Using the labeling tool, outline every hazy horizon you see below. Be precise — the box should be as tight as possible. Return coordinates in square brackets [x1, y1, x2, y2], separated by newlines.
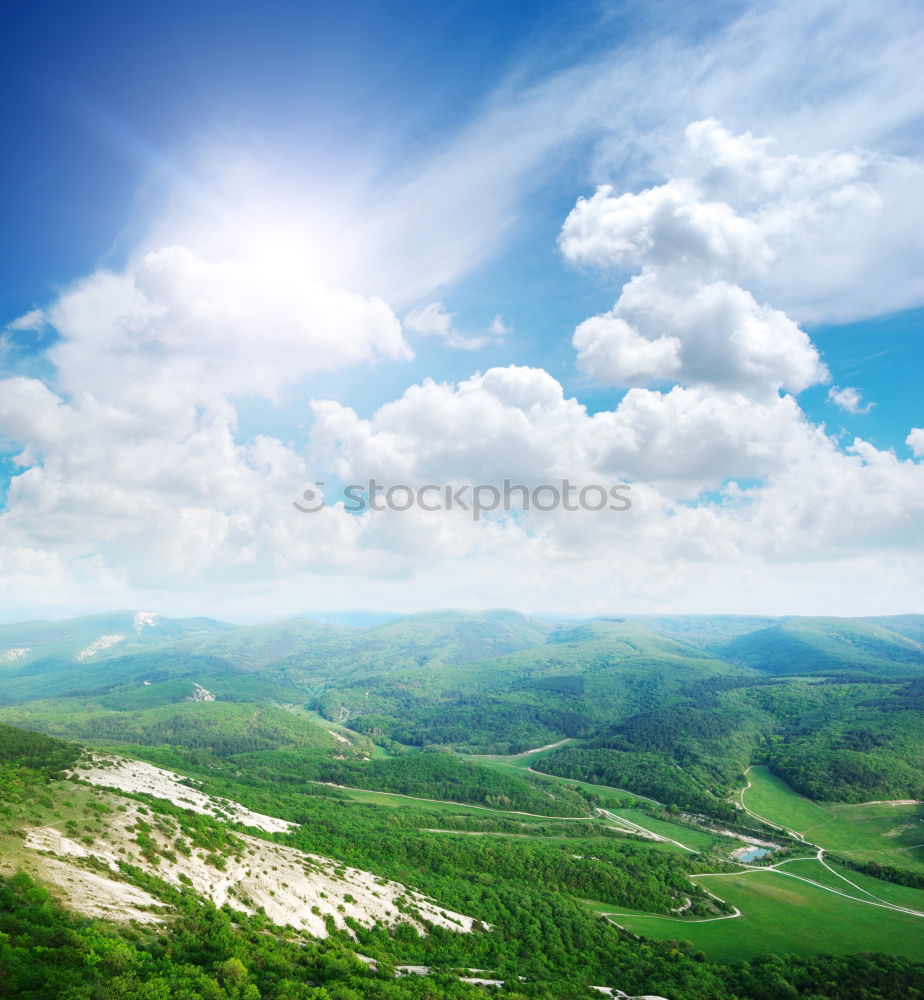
[3, 605, 922, 629]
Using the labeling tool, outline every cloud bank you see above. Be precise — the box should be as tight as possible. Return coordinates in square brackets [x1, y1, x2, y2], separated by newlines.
[3, 0, 924, 618]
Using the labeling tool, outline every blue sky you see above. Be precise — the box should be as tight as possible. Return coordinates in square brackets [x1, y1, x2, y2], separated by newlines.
[1, 0, 923, 621]
[1, 1, 606, 309]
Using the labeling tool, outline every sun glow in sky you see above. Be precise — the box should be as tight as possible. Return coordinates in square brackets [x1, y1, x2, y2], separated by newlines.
[2, 0, 924, 622]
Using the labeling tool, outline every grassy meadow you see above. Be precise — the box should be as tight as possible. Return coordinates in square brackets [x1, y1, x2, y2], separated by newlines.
[744, 765, 924, 871]
[603, 865, 924, 962]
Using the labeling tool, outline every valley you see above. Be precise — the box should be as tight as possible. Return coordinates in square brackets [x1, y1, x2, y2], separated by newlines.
[1, 609, 923, 999]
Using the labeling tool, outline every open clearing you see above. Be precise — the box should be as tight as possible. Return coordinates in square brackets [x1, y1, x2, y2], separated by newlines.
[742, 765, 924, 871]
[612, 809, 721, 853]
[469, 739, 577, 768]
[603, 866, 924, 963]
[776, 857, 924, 911]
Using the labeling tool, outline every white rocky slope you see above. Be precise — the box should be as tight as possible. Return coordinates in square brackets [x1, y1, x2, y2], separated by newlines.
[133, 611, 159, 631]
[25, 853, 167, 924]
[29, 754, 481, 938]
[186, 682, 216, 702]
[74, 633, 126, 660]
[72, 754, 295, 833]
[25, 802, 477, 938]
[0, 647, 29, 662]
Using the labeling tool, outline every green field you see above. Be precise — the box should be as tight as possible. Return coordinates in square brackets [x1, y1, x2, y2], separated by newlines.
[615, 808, 722, 853]
[741, 765, 834, 834]
[775, 857, 924, 911]
[471, 746, 778, 859]
[469, 740, 580, 769]
[743, 765, 924, 871]
[310, 779, 597, 821]
[469, 749, 732, 853]
[604, 866, 924, 962]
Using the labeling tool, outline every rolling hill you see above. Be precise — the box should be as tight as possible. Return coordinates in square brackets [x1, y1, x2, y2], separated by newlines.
[3, 609, 924, 808]
[0, 610, 234, 669]
[720, 616, 924, 676]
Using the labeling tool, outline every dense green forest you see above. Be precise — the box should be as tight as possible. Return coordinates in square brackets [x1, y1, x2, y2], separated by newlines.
[228, 747, 594, 816]
[755, 680, 924, 801]
[531, 677, 924, 809]
[3, 870, 923, 1000]
[2, 724, 924, 999]
[533, 748, 741, 818]
[0, 721, 81, 775]
[3, 611, 924, 809]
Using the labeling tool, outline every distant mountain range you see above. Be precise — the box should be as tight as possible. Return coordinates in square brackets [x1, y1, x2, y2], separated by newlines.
[2, 608, 923, 809]
[0, 610, 233, 670]
[2, 609, 923, 710]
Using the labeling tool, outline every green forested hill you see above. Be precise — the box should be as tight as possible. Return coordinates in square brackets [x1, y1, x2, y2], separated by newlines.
[0, 721, 80, 774]
[753, 679, 924, 801]
[625, 614, 782, 648]
[2, 610, 924, 811]
[0, 610, 234, 669]
[720, 616, 924, 676]
[861, 614, 924, 645]
[535, 677, 924, 808]
[0, 700, 361, 757]
[313, 620, 741, 754]
[0, 609, 553, 705]
[533, 692, 773, 817]
[545, 619, 717, 657]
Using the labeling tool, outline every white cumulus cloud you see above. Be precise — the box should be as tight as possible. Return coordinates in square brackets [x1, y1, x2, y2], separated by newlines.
[567, 118, 924, 324]
[572, 272, 826, 395]
[48, 245, 411, 403]
[310, 365, 825, 497]
[5, 309, 46, 332]
[560, 120, 922, 397]
[828, 386, 874, 414]
[404, 302, 509, 350]
[0, 244, 415, 599]
[907, 428, 924, 457]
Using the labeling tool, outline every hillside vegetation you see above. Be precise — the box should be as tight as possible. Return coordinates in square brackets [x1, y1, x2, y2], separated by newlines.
[720, 617, 924, 676]
[2, 610, 924, 813]
[1, 718, 923, 999]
